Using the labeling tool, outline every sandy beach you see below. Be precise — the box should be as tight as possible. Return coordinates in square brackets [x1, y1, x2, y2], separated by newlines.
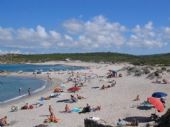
[0, 61, 170, 127]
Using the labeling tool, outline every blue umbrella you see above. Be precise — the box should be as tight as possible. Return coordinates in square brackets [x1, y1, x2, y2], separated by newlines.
[152, 92, 167, 98]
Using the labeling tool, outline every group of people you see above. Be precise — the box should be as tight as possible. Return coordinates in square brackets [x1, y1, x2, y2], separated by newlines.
[18, 87, 31, 96]
[2, 70, 104, 126]
[101, 83, 116, 90]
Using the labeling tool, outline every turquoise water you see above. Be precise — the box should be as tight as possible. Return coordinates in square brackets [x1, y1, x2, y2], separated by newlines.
[0, 64, 84, 72]
[0, 64, 84, 103]
[0, 76, 46, 103]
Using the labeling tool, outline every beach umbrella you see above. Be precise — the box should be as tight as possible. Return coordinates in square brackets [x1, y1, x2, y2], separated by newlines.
[152, 92, 167, 98]
[147, 97, 164, 112]
[67, 86, 80, 92]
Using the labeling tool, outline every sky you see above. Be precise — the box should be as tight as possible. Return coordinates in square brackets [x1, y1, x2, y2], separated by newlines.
[0, 0, 170, 55]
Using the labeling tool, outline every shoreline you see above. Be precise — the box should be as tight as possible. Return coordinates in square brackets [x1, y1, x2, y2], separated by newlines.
[0, 62, 88, 107]
[0, 79, 49, 107]
[0, 61, 169, 127]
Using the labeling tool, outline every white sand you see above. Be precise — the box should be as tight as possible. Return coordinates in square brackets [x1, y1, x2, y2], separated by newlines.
[0, 61, 170, 127]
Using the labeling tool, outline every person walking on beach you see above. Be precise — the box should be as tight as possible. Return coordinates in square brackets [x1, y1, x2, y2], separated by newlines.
[28, 88, 31, 96]
[19, 88, 22, 95]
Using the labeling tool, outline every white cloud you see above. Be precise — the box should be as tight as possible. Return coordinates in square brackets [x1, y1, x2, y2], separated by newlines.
[63, 15, 126, 49]
[0, 16, 169, 54]
[64, 34, 73, 41]
[127, 22, 167, 48]
[144, 21, 153, 30]
[0, 27, 13, 41]
[63, 19, 84, 33]
[36, 25, 48, 38]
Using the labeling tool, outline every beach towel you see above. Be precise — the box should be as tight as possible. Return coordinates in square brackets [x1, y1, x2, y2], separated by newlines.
[71, 108, 82, 112]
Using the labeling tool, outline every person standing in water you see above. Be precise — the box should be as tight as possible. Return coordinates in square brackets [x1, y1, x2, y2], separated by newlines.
[28, 88, 31, 96]
[19, 88, 22, 95]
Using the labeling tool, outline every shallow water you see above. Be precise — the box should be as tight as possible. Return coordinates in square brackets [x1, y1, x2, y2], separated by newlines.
[0, 76, 45, 103]
[0, 64, 84, 72]
[0, 64, 84, 103]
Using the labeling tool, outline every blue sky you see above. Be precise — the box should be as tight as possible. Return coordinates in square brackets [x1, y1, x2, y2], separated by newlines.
[0, 0, 170, 55]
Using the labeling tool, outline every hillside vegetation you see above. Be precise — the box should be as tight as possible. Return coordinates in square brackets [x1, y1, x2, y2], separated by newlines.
[0, 52, 170, 66]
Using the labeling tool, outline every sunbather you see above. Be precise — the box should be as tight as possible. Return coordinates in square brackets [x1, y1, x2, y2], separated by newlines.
[70, 95, 77, 102]
[92, 106, 101, 112]
[21, 103, 34, 110]
[53, 87, 63, 93]
[77, 94, 86, 99]
[0, 116, 9, 126]
[44, 112, 60, 123]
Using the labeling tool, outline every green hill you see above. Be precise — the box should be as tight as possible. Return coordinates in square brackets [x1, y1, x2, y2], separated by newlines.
[0, 52, 170, 66]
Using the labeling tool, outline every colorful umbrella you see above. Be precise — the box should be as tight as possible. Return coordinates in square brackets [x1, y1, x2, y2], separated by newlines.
[152, 92, 167, 98]
[147, 97, 164, 112]
[67, 86, 80, 92]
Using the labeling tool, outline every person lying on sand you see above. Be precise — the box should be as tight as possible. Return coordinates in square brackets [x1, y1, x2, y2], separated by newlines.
[21, 103, 34, 110]
[152, 78, 162, 84]
[101, 84, 114, 90]
[70, 95, 78, 103]
[133, 95, 140, 101]
[91, 106, 101, 112]
[44, 112, 60, 123]
[53, 87, 63, 93]
[0, 116, 9, 126]
[77, 94, 86, 99]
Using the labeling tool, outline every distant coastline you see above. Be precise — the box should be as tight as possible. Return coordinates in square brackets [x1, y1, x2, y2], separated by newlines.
[0, 52, 170, 66]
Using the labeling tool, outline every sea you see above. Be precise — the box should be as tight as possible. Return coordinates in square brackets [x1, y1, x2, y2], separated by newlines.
[0, 64, 84, 103]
